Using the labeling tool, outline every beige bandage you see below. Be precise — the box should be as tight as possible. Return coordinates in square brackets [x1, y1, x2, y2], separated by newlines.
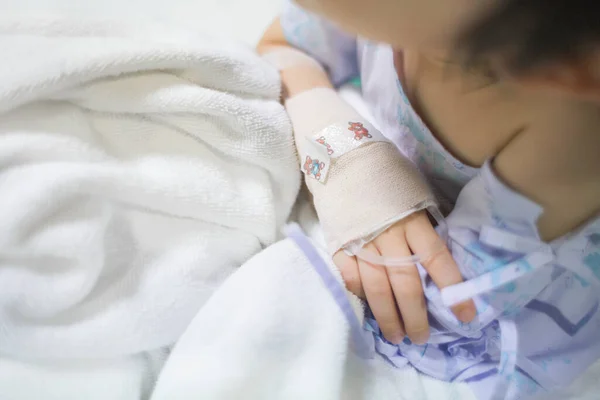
[262, 46, 326, 73]
[286, 88, 435, 254]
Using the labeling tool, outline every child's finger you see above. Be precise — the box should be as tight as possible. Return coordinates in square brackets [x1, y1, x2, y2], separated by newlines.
[333, 251, 364, 298]
[406, 215, 477, 323]
[357, 242, 405, 344]
[374, 232, 429, 345]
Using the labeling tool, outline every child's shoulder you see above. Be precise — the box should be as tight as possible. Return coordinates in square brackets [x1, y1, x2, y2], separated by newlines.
[494, 95, 600, 240]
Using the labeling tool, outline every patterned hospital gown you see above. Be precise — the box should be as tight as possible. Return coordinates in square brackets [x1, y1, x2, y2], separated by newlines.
[281, 2, 600, 399]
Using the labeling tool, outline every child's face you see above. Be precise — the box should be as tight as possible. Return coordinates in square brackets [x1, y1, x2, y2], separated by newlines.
[295, 0, 487, 49]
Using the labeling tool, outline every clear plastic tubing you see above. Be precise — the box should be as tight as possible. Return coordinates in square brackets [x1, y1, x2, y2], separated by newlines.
[348, 206, 448, 267]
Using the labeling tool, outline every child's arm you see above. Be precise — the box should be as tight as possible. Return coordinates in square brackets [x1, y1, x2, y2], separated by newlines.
[257, 19, 333, 97]
[257, 13, 476, 345]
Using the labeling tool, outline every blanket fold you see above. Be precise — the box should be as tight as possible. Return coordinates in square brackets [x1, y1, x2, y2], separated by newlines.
[0, 16, 300, 361]
[150, 232, 477, 400]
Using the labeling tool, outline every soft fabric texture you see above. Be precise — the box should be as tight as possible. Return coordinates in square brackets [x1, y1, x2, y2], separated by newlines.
[0, 350, 169, 400]
[0, 11, 300, 391]
[150, 200, 477, 400]
[285, 87, 434, 254]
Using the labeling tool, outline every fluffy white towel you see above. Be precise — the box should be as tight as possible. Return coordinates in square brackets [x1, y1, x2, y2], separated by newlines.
[0, 16, 300, 360]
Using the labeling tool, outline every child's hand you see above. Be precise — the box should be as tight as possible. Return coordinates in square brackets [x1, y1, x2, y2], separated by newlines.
[334, 210, 476, 345]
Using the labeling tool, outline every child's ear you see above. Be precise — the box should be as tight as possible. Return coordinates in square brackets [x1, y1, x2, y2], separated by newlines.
[516, 54, 600, 101]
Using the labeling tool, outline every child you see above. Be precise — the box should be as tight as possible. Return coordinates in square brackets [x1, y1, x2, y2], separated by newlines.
[258, 0, 600, 398]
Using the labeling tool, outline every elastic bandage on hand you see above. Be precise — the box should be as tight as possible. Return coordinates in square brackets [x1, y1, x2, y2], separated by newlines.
[285, 88, 436, 255]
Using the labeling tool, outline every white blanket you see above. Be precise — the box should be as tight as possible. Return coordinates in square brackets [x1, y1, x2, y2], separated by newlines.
[0, 14, 299, 398]
[150, 201, 476, 400]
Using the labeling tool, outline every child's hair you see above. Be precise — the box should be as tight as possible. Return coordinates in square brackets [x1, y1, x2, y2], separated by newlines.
[458, 0, 599, 75]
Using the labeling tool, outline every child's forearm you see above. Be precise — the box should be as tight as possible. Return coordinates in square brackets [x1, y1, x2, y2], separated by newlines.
[257, 18, 333, 98]
[280, 66, 333, 98]
[258, 19, 434, 254]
